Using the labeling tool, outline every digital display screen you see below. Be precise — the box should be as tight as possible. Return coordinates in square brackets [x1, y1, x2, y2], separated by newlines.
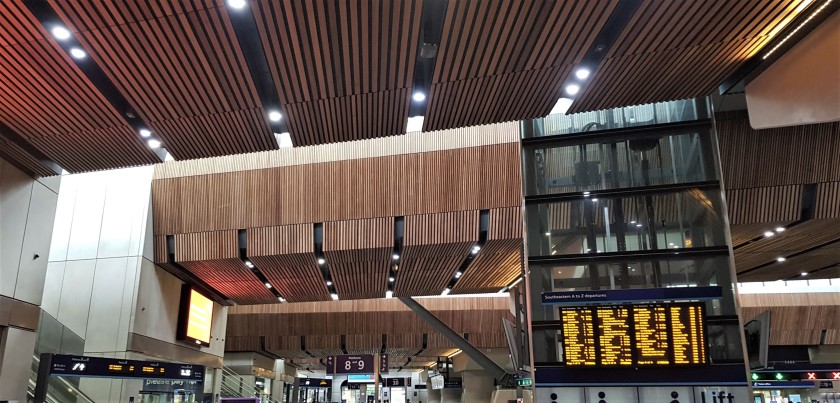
[560, 303, 707, 366]
[50, 354, 204, 381]
[177, 285, 213, 346]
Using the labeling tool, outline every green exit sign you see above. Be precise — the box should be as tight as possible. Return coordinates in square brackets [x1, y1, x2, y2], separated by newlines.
[517, 378, 533, 386]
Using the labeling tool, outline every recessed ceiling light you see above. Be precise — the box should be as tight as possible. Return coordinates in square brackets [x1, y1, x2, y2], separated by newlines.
[326, 280, 332, 286]
[278, 297, 285, 302]
[275, 132, 293, 148]
[630, 220, 636, 224]
[385, 290, 393, 299]
[441, 288, 451, 296]
[764, 231, 775, 237]
[51, 26, 71, 40]
[139, 129, 152, 138]
[583, 191, 590, 195]
[776, 227, 785, 232]
[147, 139, 161, 149]
[549, 97, 573, 115]
[635, 223, 643, 227]
[801, 272, 808, 276]
[245, 260, 254, 268]
[317, 258, 325, 265]
[565, 84, 580, 95]
[454, 271, 462, 278]
[268, 111, 282, 122]
[575, 68, 591, 80]
[392, 253, 400, 260]
[777, 257, 786, 262]
[69, 48, 86, 59]
[264, 282, 272, 289]
[330, 293, 339, 301]
[412, 92, 426, 102]
[545, 232, 551, 236]
[592, 198, 598, 202]
[227, 0, 247, 9]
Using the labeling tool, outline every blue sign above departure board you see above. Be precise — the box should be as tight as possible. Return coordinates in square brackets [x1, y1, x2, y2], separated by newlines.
[542, 286, 722, 305]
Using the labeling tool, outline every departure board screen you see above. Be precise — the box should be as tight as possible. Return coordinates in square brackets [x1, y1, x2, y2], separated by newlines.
[560, 303, 707, 367]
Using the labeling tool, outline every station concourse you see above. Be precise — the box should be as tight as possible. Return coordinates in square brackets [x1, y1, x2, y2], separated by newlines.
[1, 1, 839, 402]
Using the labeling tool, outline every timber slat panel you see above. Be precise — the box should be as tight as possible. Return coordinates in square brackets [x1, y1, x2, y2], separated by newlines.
[454, 207, 522, 294]
[50, 0, 276, 160]
[424, 0, 617, 131]
[248, 225, 330, 302]
[0, 1, 158, 173]
[569, 0, 810, 113]
[251, 0, 422, 145]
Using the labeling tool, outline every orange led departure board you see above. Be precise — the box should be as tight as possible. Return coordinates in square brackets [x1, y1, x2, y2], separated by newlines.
[560, 303, 707, 366]
[177, 285, 213, 346]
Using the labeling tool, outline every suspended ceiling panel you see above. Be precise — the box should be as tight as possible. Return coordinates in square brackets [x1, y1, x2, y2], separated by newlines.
[250, 0, 423, 145]
[453, 207, 522, 294]
[423, 0, 618, 131]
[49, 0, 277, 159]
[569, 0, 811, 113]
[324, 217, 393, 300]
[0, 1, 158, 173]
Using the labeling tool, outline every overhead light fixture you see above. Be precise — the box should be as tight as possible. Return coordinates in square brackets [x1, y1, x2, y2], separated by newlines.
[575, 68, 591, 80]
[264, 282, 272, 289]
[801, 272, 808, 276]
[275, 132, 293, 148]
[147, 139, 161, 149]
[330, 293, 339, 301]
[69, 48, 86, 59]
[139, 129, 152, 138]
[268, 111, 283, 122]
[441, 288, 451, 296]
[776, 227, 785, 232]
[317, 258, 325, 265]
[592, 198, 599, 202]
[227, 0, 247, 9]
[326, 280, 332, 286]
[389, 276, 395, 282]
[385, 290, 393, 299]
[454, 271, 462, 279]
[549, 97, 573, 115]
[565, 84, 580, 95]
[630, 220, 636, 224]
[545, 232, 551, 236]
[406, 116, 424, 132]
[51, 26, 71, 40]
[635, 223, 643, 227]
[412, 92, 426, 102]
[245, 260, 254, 268]
[763, 0, 831, 60]
[471, 246, 480, 255]
[583, 191, 590, 196]
[392, 253, 400, 260]
[278, 297, 285, 302]
[764, 231, 775, 237]
[777, 257, 786, 262]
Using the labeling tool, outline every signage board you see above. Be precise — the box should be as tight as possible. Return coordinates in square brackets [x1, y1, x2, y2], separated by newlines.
[49, 354, 204, 381]
[819, 381, 834, 388]
[386, 378, 407, 387]
[443, 378, 462, 389]
[380, 354, 389, 373]
[334, 355, 374, 374]
[542, 286, 722, 305]
[414, 384, 427, 390]
[176, 285, 213, 347]
[348, 374, 376, 383]
[299, 378, 332, 388]
[752, 381, 816, 389]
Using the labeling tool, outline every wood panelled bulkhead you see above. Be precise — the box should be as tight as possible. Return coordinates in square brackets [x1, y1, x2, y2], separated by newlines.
[741, 293, 840, 345]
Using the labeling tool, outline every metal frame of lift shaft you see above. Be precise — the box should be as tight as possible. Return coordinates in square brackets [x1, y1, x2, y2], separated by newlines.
[398, 296, 516, 388]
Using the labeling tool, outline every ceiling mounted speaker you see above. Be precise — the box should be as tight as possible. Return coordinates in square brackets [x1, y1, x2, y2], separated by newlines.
[419, 43, 438, 59]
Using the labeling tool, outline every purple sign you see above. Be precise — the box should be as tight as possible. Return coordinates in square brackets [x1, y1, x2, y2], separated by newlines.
[335, 355, 374, 374]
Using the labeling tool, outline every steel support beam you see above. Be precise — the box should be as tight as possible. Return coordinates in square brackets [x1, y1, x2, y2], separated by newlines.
[398, 297, 515, 387]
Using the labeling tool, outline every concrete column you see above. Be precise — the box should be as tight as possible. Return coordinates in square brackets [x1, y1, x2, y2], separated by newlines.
[461, 371, 494, 403]
[427, 388, 441, 403]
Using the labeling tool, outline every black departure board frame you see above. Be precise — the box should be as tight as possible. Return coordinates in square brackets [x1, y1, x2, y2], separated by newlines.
[559, 302, 707, 367]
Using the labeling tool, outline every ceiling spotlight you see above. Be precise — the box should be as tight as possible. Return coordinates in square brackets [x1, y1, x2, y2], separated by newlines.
[441, 288, 451, 296]
[575, 68, 591, 80]
[777, 257, 786, 262]
[583, 191, 590, 196]
[264, 282, 272, 289]
[776, 227, 785, 232]
[69, 48, 87, 59]
[630, 220, 636, 224]
[227, 0, 247, 9]
[385, 290, 393, 299]
[317, 258, 325, 265]
[565, 84, 580, 95]
[764, 231, 775, 237]
[801, 272, 808, 276]
[389, 277, 395, 282]
[455, 271, 462, 279]
[326, 280, 332, 286]
[392, 253, 400, 260]
[245, 260, 254, 268]
[412, 92, 426, 102]
[330, 293, 339, 301]
[592, 198, 599, 202]
[139, 129, 152, 138]
[545, 232, 551, 236]
[635, 223, 643, 227]
[51, 26, 71, 40]
[268, 111, 283, 122]
[147, 139, 161, 149]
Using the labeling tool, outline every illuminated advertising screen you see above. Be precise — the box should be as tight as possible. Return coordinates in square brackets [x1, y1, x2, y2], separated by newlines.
[560, 302, 706, 367]
[177, 285, 213, 346]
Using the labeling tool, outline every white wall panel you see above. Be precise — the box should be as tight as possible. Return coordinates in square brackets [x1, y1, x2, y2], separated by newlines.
[0, 160, 32, 297]
[41, 261, 66, 318]
[14, 181, 59, 304]
[0, 327, 38, 402]
[585, 387, 637, 403]
[638, 386, 692, 403]
[117, 256, 141, 351]
[57, 259, 96, 337]
[97, 185, 139, 258]
[48, 188, 77, 262]
[537, 388, 585, 402]
[132, 260, 181, 343]
[65, 187, 106, 260]
[85, 257, 130, 353]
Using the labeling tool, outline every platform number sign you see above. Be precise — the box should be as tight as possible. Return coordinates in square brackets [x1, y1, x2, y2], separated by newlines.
[333, 355, 374, 374]
[380, 354, 389, 373]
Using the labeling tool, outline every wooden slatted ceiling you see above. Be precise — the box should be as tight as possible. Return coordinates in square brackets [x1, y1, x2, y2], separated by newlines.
[248, 225, 331, 302]
[152, 143, 521, 235]
[173, 230, 278, 304]
[0, 1, 158, 173]
[570, 0, 812, 113]
[395, 211, 478, 296]
[251, 0, 422, 146]
[325, 218, 392, 300]
[454, 207, 522, 294]
[49, 0, 276, 160]
[423, 0, 618, 131]
[0, 137, 56, 177]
